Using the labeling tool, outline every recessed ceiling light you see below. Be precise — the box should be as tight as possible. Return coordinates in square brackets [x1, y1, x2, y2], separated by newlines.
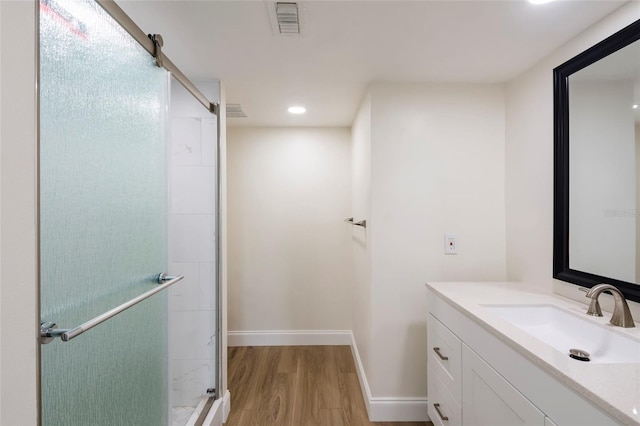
[288, 106, 306, 114]
[528, 0, 554, 4]
[634, 104, 639, 109]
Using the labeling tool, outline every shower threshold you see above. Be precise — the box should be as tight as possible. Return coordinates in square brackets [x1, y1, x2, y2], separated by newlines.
[173, 396, 215, 426]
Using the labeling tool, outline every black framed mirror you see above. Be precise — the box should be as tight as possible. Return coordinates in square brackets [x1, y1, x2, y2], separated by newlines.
[554, 18, 640, 304]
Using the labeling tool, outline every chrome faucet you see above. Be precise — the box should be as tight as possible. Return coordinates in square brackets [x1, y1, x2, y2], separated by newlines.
[584, 284, 635, 328]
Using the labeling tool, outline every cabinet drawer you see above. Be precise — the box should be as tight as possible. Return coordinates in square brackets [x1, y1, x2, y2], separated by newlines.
[428, 313, 462, 402]
[428, 371, 462, 426]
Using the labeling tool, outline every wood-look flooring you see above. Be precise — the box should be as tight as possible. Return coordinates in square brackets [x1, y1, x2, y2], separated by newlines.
[225, 345, 432, 426]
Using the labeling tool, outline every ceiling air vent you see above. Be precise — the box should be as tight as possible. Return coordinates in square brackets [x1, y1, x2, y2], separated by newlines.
[275, 2, 299, 34]
[267, 2, 305, 36]
[226, 104, 247, 118]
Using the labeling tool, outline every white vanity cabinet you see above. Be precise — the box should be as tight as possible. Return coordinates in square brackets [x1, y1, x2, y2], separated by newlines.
[427, 287, 623, 426]
[428, 313, 545, 426]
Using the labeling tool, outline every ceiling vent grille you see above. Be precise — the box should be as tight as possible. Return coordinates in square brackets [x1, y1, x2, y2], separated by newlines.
[275, 2, 299, 34]
[226, 104, 247, 118]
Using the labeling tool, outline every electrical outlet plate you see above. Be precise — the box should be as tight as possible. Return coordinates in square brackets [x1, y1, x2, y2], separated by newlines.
[445, 234, 457, 254]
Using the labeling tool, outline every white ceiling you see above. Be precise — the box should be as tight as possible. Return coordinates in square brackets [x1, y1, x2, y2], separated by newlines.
[118, 0, 627, 128]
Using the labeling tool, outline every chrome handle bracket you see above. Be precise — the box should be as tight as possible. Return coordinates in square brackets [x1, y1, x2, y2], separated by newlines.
[40, 321, 57, 344]
[40, 322, 70, 344]
[157, 272, 178, 283]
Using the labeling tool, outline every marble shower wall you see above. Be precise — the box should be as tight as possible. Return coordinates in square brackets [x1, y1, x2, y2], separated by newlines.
[168, 81, 219, 408]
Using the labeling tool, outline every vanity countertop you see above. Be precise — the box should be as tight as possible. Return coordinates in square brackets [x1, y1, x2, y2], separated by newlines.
[426, 281, 640, 425]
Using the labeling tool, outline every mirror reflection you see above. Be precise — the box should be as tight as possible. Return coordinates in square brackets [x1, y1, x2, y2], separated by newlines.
[568, 40, 640, 284]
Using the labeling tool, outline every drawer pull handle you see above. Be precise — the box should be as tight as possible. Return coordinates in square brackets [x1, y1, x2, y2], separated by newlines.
[434, 403, 449, 421]
[433, 347, 449, 360]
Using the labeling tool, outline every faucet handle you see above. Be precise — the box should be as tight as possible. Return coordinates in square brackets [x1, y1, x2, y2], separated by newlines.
[580, 287, 603, 317]
[586, 299, 603, 317]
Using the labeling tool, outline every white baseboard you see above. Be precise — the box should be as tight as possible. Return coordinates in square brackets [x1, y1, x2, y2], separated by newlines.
[228, 330, 352, 346]
[368, 397, 430, 422]
[349, 332, 429, 422]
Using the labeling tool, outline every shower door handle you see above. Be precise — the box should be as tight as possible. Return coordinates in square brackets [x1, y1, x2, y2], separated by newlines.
[40, 273, 184, 344]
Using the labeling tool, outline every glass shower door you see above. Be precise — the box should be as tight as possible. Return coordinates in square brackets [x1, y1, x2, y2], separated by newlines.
[39, 0, 171, 424]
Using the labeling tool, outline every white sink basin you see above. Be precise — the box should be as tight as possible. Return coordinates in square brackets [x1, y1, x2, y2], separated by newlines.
[482, 304, 640, 364]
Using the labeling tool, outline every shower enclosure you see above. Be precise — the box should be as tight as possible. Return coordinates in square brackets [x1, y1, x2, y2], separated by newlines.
[37, 0, 220, 424]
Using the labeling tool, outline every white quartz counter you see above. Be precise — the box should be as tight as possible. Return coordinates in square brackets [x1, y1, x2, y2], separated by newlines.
[426, 281, 640, 425]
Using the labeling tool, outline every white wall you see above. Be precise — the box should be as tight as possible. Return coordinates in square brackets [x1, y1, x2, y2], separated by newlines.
[371, 83, 507, 397]
[351, 93, 373, 384]
[350, 83, 507, 403]
[227, 127, 352, 332]
[505, 1, 640, 317]
[0, 1, 39, 424]
[569, 81, 635, 282]
[169, 81, 220, 408]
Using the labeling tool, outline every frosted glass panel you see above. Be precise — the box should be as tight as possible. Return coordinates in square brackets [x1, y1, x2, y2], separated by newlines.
[39, 0, 169, 425]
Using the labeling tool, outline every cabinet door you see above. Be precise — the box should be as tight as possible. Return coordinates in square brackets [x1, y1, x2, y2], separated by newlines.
[462, 345, 545, 426]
